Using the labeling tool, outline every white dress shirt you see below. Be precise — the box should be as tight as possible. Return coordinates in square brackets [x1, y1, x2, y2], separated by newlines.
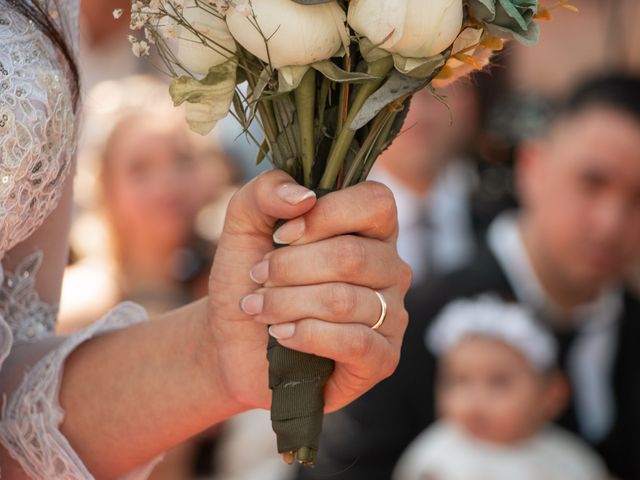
[369, 163, 476, 283]
[487, 212, 623, 443]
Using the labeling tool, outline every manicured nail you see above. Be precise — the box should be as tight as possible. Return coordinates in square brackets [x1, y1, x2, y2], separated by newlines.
[240, 294, 264, 315]
[249, 260, 269, 284]
[269, 323, 296, 339]
[273, 217, 306, 245]
[277, 183, 316, 205]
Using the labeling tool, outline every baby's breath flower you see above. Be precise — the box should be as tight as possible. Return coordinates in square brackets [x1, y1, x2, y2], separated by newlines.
[144, 27, 156, 44]
[113, 8, 123, 19]
[131, 39, 151, 57]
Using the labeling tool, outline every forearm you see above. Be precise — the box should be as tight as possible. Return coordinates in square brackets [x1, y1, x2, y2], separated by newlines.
[58, 298, 243, 478]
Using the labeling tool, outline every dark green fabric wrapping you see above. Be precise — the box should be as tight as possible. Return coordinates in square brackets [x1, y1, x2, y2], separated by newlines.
[268, 335, 335, 463]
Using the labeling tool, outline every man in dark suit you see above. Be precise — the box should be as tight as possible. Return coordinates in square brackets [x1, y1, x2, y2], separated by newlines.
[297, 75, 640, 480]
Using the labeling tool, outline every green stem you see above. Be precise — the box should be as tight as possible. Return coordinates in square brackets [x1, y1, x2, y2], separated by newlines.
[358, 110, 398, 184]
[294, 69, 316, 188]
[319, 56, 394, 190]
[336, 55, 352, 133]
[342, 108, 394, 187]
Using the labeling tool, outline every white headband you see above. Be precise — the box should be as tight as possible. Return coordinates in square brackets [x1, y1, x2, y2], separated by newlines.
[427, 295, 557, 371]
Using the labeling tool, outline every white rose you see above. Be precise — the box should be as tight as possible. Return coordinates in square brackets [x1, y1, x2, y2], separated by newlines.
[348, 0, 463, 59]
[177, 2, 237, 76]
[225, 0, 349, 68]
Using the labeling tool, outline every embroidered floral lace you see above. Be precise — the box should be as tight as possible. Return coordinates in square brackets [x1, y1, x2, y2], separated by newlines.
[0, 2, 161, 478]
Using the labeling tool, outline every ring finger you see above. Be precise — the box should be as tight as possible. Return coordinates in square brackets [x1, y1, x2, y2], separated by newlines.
[240, 283, 400, 338]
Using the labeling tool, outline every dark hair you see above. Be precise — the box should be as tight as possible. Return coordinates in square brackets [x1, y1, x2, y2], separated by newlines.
[5, 0, 80, 107]
[560, 74, 640, 124]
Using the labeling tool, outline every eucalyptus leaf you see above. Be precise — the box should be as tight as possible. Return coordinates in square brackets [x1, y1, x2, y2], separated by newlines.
[350, 71, 425, 130]
[169, 59, 237, 135]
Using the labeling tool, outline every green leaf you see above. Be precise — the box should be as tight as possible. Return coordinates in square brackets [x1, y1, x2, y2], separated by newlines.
[486, 21, 539, 45]
[466, 0, 539, 46]
[248, 67, 274, 123]
[255, 139, 270, 166]
[311, 60, 380, 84]
[469, 0, 496, 19]
[232, 90, 248, 129]
[169, 59, 237, 135]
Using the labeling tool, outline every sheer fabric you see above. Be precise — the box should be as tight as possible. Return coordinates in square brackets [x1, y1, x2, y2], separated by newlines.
[0, 2, 162, 478]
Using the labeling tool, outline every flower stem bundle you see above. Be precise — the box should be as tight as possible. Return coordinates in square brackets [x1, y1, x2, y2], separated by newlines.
[125, 0, 557, 466]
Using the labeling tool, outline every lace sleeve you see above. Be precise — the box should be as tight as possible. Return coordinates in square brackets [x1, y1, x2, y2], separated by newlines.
[0, 177, 164, 479]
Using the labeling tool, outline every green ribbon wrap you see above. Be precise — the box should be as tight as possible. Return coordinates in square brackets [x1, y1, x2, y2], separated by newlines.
[268, 336, 335, 465]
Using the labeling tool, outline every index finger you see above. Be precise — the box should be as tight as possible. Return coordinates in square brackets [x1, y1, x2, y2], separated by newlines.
[272, 181, 398, 246]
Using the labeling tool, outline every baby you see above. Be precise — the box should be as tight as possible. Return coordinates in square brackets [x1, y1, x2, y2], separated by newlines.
[393, 295, 609, 480]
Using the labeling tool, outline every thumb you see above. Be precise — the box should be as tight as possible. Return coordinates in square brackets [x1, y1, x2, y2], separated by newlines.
[209, 170, 316, 322]
[223, 170, 317, 238]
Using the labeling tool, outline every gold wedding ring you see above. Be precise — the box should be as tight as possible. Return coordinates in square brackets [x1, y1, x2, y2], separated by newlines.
[371, 291, 387, 331]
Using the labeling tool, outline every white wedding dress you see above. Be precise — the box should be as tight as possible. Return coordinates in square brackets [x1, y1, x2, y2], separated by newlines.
[0, 1, 162, 478]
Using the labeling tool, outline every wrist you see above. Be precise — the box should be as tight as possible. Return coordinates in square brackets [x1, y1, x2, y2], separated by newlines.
[191, 297, 247, 423]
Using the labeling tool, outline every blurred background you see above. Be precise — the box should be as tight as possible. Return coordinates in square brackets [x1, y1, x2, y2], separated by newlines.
[59, 1, 640, 478]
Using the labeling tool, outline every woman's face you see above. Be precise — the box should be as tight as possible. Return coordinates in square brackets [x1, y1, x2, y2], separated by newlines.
[103, 116, 204, 249]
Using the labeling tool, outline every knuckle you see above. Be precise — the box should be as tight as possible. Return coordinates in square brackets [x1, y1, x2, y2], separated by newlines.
[325, 284, 358, 321]
[381, 351, 401, 379]
[347, 329, 375, 359]
[398, 308, 410, 333]
[298, 320, 317, 347]
[267, 251, 289, 284]
[366, 182, 397, 224]
[398, 261, 413, 292]
[334, 237, 367, 278]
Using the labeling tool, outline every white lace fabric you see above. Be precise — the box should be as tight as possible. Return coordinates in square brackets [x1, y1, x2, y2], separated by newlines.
[0, 2, 162, 478]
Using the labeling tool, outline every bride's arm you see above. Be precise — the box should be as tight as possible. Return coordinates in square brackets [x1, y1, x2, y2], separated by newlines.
[2, 171, 410, 479]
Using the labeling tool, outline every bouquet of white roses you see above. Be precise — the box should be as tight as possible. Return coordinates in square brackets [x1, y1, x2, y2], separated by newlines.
[124, 0, 572, 466]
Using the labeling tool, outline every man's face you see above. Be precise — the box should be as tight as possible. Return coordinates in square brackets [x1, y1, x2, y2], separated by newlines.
[522, 106, 640, 291]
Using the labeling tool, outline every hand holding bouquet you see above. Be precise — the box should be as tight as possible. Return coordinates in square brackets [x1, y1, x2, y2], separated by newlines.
[124, 0, 571, 466]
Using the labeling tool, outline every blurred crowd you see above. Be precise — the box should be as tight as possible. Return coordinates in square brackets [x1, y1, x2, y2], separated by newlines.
[61, 1, 640, 479]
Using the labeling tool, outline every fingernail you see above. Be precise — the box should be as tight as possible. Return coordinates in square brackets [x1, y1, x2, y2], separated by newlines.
[249, 260, 269, 284]
[277, 183, 316, 206]
[269, 323, 296, 339]
[273, 217, 306, 245]
[240, 294, 264, 315]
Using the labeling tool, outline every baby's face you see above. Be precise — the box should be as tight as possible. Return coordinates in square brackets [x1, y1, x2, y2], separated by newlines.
[437, 337, 551, 445]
